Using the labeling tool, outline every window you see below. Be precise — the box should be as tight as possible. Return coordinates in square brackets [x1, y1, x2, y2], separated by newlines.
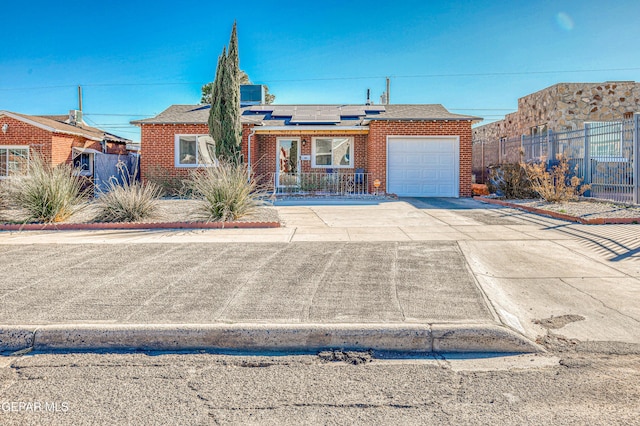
[312, 137, 353, 168]
[175, 135, 216, 167]
[530, 124, 547, 136]
[73, 153, 93, 176]
[586, 122, 624, 160]
[499, 136, 507, 157]
[0, 146, 29, 178]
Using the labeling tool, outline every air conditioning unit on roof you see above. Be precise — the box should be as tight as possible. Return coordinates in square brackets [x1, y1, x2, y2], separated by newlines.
[240, 85, 265, 107]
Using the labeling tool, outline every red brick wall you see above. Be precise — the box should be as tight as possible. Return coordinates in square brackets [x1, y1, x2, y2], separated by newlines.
[0, 115, 131, 175]
[367, 120, 473, 197]
[51, 134, 79, 166]
[140, 123, 209, 181]
[0, 115, 53, 162]
[141, 120, 472, 197]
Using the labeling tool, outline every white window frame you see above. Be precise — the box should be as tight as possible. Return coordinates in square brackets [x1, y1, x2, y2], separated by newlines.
[311, 137, 354, 168]
[0, 145, 29, 179]
[72, 152, 94, 176]
[174, 134, 217, 168]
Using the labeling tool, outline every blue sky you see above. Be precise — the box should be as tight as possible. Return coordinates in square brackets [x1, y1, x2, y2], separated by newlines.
[1, 0, 639, 141]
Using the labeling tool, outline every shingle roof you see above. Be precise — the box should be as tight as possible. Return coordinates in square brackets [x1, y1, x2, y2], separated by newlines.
[372, 104, 481, 121]
[1, 111, 131, 143]
[131, 105, 212, 125]
[132, 104, 481, 126]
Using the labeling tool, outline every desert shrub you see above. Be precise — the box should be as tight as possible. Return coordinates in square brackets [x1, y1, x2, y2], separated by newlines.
[189, 161, 267, 222]
[521, 155, 590, 202]
[94, 177, 162, 222]
[0, 180, 7, 210]
[4, 154, 89, 223]
[487, 163, 537, 199]
[144, 165, 188, 197]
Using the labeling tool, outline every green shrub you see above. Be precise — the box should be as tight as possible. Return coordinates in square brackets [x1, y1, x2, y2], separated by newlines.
[189, 161, 266, 222]
[4, 154, 88, 223]
[94, 178, 162, 222]
[487, 163, 537, 199]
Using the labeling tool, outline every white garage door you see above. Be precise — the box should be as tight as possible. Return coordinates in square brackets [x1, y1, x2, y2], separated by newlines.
[387, 137, 459, 197]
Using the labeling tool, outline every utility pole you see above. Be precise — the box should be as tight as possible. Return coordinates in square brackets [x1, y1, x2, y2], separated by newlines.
[78, 85, 83, 112]
[385, 77, 390, 105]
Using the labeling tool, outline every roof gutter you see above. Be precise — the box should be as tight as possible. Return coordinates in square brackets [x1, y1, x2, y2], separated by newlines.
[253, 125, 369, 135]
[369, 117, 482, 122]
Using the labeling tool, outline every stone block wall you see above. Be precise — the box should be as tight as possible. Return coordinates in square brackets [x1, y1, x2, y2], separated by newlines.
[471, 82, 640, 181]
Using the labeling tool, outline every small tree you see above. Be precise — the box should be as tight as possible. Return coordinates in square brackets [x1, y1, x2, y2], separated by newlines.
[208, 22, 242, 164]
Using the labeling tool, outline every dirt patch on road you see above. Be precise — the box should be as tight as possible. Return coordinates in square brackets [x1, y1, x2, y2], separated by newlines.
[537, 331, 640, 355]
[534, 314, 585, 329]
[318, 350, 373, 365]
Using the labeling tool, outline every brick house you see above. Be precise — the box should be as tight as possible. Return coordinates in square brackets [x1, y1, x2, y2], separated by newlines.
[472, 82, 640, 180]
[133, 104, 480, 197]
[0, 110, 131, 178]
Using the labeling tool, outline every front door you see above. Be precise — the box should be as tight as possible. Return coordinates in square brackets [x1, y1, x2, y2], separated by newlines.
[276, 138, 300, 187]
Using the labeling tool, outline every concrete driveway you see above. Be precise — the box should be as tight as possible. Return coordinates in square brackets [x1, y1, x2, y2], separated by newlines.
[1, 197, 639, 352]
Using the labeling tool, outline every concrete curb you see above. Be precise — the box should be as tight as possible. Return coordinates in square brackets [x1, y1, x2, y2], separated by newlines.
[0, 326, 36, 352]
[1, 323, 542, 354]
[0, 221, 281, 232]
[475, 196, 640, 225]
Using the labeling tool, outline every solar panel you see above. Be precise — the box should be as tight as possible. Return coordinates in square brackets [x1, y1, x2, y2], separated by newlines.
[249, 105, 275, 112]
[364, 105, 386, 112]
[258, 105, 385, 122]
[290, 112, 341, 124]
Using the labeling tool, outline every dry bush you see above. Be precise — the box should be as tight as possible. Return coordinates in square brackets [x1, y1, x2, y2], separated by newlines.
[188, 161, 267, 222]
[4, 154, 89, 223]
[487, 163, 537, 199]
[521, 155, 590, 202]
[94, 179, 162, 223]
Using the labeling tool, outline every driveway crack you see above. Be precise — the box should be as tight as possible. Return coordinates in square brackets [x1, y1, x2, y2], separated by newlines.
[558, 278, 640, 325]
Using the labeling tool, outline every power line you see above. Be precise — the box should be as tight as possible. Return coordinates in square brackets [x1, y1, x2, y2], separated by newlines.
[84, 113, 155, 117]
[1, 66, 638, 91]
[449, 108, 513, 111]
[260, 67, 640, 82]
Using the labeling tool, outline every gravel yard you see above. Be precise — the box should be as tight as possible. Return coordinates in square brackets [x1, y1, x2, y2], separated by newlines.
[507, 198, 640, 219]
[0, 198, 280, 224]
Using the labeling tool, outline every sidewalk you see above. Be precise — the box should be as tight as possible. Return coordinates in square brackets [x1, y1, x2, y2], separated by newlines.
[1, 198, 638, 354]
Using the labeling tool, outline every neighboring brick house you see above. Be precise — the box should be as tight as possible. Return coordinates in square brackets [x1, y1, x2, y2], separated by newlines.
[472, 82, 640, 180]
[0, 110, 131, 178]
[133, 104, 480, 197]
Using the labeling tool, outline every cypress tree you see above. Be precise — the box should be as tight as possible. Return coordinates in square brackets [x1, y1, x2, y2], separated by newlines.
[208, 22, 242, 164]
[207, 47, 225, 150]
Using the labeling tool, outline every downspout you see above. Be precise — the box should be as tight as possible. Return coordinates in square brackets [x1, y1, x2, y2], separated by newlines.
[247, 127, 256, 175]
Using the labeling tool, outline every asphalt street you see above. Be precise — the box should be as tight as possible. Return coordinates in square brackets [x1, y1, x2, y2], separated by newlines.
[0, 350, 639, 425]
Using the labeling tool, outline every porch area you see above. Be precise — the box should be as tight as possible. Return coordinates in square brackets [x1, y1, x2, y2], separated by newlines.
[269, 170, 374, 196]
